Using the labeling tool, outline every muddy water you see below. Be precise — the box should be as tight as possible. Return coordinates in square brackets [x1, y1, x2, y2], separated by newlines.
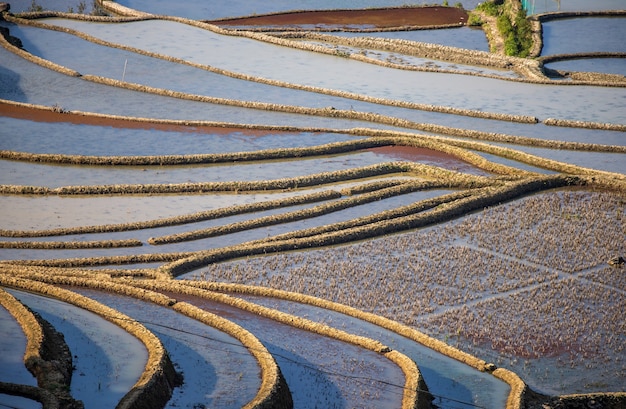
[0, 43, 383, 130]
[4, 22, 625, 142]
[109, 0, 483, 20]
[0, 119, 356, 155]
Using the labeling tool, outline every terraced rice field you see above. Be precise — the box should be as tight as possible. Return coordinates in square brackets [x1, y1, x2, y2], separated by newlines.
[0, 0, 625, 408]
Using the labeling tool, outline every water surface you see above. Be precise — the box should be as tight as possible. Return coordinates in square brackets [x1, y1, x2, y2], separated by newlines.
[6, 289, 148, 409]
[541, 17, 626, 56]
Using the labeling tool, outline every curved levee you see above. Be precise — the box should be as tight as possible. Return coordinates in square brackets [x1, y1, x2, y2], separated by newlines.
[120, 279, 430, 409]
[0, 288, 63, 408]
[2, 266, 429, 408]
[0, 267, 294, 408]
[0, 274, 180, 409]
[182, 281, 527, 409]
[0, 1, 624, 408]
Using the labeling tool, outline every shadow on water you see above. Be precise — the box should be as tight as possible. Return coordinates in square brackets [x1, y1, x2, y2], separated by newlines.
[0, 46, 26, 101]
[0, 20, 48, 56]
[70, 288, 259, 408]
[12, 301, 123, 408]
[0, 393, 42, 409]
[0, 304, 36, 385]
[417, 364, 476, 409]
[234, 296, 509, 409]
[264, 341, 347, 409]
[147, 328, 221, 408]
[74, 288, 259, 408]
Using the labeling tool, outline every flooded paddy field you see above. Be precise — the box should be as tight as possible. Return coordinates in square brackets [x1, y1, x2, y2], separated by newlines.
[525, 0, 626, 15]
[6, 288, 149, 408]
[160, 289, 410, 409]
[191, 190, 625, 397]
[540, 17, 626, 56]
[25, 17, 626, 124]
[69, 287, 263, 409]
[0, 300, 35, 386]
[489, 142, 626, 174]
[0, 394, 40, 409]
[333, 27, 490, 52]
[545, 58, 626, 77]
[0, 188, 456, 261]
[1, 0, 625, 408]
[230, 293, 511, 409]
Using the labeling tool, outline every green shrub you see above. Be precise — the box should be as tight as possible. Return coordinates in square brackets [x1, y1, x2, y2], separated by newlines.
[496, 13, 512, 36]
[504, 32, 520, 56]
[467, 12, 483, 26]
[476, 1, 499, 16]
[514, 10, 533, 57]
[479, 2, 533, 57]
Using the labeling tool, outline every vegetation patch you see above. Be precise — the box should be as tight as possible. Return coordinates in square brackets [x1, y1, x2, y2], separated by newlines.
[471, 0, 534, 57]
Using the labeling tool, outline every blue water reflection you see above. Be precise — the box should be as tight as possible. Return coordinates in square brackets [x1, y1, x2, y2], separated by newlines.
[542, 17, 626, 55]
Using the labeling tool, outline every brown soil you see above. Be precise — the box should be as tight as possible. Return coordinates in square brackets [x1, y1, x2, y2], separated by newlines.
[209, 6, 468, 29]
[0, 101, 286, 136]
[370, 145, 465, 163]
[369, 145, 481, 174]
